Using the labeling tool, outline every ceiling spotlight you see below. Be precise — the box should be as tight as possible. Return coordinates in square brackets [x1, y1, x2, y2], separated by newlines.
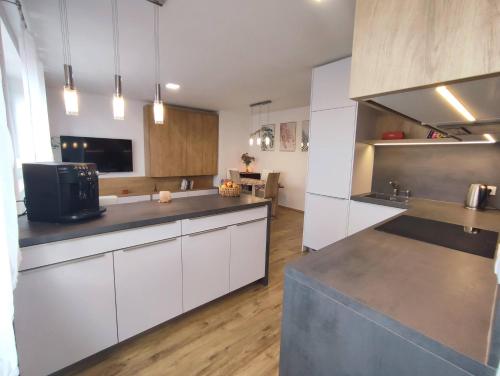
[166, 83, 180, 90]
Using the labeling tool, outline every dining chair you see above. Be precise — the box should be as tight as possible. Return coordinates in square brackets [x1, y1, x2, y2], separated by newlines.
[256, 172, 280, 216]
[260, 169, 273, 182]
[229, 169, 242, 184]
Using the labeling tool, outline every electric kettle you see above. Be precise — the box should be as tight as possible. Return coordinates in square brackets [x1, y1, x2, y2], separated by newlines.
[465, 184, 491, 210]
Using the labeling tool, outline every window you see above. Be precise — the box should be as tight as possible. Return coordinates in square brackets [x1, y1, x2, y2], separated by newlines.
[1, 20, 52, 203]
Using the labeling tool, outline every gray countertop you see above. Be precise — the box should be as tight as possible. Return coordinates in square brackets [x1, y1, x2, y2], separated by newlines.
[286, 197, 500, 370]
[18, 194, 270, 248]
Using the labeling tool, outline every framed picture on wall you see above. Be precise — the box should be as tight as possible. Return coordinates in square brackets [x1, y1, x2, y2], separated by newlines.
[260, 124, 275, 151]
[301, 120, 309, 152]
[280, 122, 296, 152]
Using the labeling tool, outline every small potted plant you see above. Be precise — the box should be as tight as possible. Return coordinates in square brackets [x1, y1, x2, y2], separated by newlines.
[241, 153, 255, 172]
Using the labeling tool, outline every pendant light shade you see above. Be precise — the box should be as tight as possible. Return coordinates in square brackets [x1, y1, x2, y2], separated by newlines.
[249, 137, 254, 146]
[256, 136, 262, 146]
[59, 0, 78, 116]
[153, 83, 164, 124]
[111, 0, 125, 120]
[113, 75, 124, 120]
[63, 64, 78, 115]
[152, 5, 164, 124]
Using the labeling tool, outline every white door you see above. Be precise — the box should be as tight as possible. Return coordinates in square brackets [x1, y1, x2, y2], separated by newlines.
[114, 237, 183, 341]
[14, 253, 117, 376]
[307, 106, 357, 199]
[182, 227, 230, 312]
[348, 201, 406, 236]
[303, 193, 349, 251]
[229, 219, 267, 292]
[311, 57, 355, 111]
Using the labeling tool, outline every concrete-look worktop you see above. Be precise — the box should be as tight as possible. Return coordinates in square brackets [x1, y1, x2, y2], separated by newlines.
[18, 194, 269, 247]
[281, 197, 500, 376]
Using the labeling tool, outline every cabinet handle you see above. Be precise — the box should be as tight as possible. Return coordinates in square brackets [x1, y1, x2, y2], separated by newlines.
[235, 218, 266, 226]
[185, 213, 221, 221]
[122, 237, 178, 252]
[21, 253, 107, 273]
[188, 226, 228, 237]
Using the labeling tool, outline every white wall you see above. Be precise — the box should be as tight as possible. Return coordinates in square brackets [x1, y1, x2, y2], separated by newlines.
[248, 106, 309, 211]
[47, 88, 147, 177]
[215, 110, 249, 185]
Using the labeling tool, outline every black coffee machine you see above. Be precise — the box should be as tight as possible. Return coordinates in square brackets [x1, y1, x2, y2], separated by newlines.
[22, 162, 106, 222]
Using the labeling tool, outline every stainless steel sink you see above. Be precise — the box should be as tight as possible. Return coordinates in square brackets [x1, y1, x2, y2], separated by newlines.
[365, 193, 409, 203]
[352, 192, 410, 209]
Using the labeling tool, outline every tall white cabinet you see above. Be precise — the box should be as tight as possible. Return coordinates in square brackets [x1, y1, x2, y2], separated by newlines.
[307, 107, 357, 199]
[303, 57, 359, 251]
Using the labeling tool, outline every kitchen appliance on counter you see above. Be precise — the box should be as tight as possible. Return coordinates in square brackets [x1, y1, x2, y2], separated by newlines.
[376, 215, 498, 259]
[465, 183, 491, 210]
[22, 162, 106, 223]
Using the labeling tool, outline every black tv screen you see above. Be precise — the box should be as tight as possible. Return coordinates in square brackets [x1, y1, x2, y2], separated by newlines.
[60, 135, 133, 172]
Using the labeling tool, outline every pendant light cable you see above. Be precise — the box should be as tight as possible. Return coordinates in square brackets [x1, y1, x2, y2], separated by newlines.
[58, 0, 71, 66]
[154, 5, 160, 85]
[111, 0, 120, 76]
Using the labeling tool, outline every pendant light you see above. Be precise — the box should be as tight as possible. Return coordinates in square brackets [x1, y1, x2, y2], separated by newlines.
[111, 0, 124, 120]
[59, 0, 78, 115]
[248, 106, 254, 146]
[256, 104, 262, 146]
[152, 4, 164, 124]
[264, 102, 271, 146]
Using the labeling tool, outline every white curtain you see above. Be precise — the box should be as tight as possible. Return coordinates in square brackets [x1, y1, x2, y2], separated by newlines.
[7, 27, 53, 199]
[0, 17, 52, 376]
[0, 52, 19, 376]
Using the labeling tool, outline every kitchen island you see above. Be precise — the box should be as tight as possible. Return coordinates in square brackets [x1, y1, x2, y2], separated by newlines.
[16, 194, 271, 376]
[280, 198, 500, 376]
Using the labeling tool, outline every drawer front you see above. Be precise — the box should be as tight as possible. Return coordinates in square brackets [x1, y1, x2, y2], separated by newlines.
[229, 219, 267, 291]
[182, 227, 231, 312]
[181, 206, 267, 235]
[114, 237, 183, 341]
[20, 221, 181, 271]
[15, 252, 117, 376]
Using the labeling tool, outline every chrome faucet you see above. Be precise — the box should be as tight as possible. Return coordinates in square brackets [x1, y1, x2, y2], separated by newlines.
[389, 181, 401, 196]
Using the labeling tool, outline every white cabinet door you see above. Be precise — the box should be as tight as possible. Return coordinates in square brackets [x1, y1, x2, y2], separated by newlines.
[229, 219, 267, 292]
[303, 193, 349, 251]
[311, 57, 355, 111]
[14, 253, 117, 376]
[348, 201, 406, 236]
[182, 227, 230, 312]
[307, 107, 357, 199]
[114, 237, 183, 341]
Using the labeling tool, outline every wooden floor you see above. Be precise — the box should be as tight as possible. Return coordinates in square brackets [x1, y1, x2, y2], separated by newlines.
[67, 206, 304, 376]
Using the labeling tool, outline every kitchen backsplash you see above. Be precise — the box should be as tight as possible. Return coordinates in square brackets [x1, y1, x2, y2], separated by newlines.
[372, 144, 500, 208]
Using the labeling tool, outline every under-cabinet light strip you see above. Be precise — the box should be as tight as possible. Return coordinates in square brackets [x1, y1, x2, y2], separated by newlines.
[373, 140, 495, 146]
[435, 86, 475, 122]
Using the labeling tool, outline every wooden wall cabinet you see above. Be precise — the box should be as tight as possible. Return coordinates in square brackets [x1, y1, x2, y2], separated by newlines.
[350, 0, 500, 99]
[144, 105, 219, 177]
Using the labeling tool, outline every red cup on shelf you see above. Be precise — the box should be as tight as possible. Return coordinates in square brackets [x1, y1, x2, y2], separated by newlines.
[382, 131, 405, 140]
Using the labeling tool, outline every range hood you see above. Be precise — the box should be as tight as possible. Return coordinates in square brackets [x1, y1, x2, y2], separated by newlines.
[369, 75, 500, 143]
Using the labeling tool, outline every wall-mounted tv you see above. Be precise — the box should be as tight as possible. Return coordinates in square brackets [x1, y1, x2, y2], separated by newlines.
[60, 135, 133, 172]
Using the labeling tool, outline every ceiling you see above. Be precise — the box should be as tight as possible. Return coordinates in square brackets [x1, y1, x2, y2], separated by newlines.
[22, 0, 355, 111]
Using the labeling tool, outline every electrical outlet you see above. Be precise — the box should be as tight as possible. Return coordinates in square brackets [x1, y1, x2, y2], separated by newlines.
[490, 186, 497, 196]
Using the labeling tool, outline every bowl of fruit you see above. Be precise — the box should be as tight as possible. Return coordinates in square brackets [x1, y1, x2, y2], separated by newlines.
[219, 180, 241, 197]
